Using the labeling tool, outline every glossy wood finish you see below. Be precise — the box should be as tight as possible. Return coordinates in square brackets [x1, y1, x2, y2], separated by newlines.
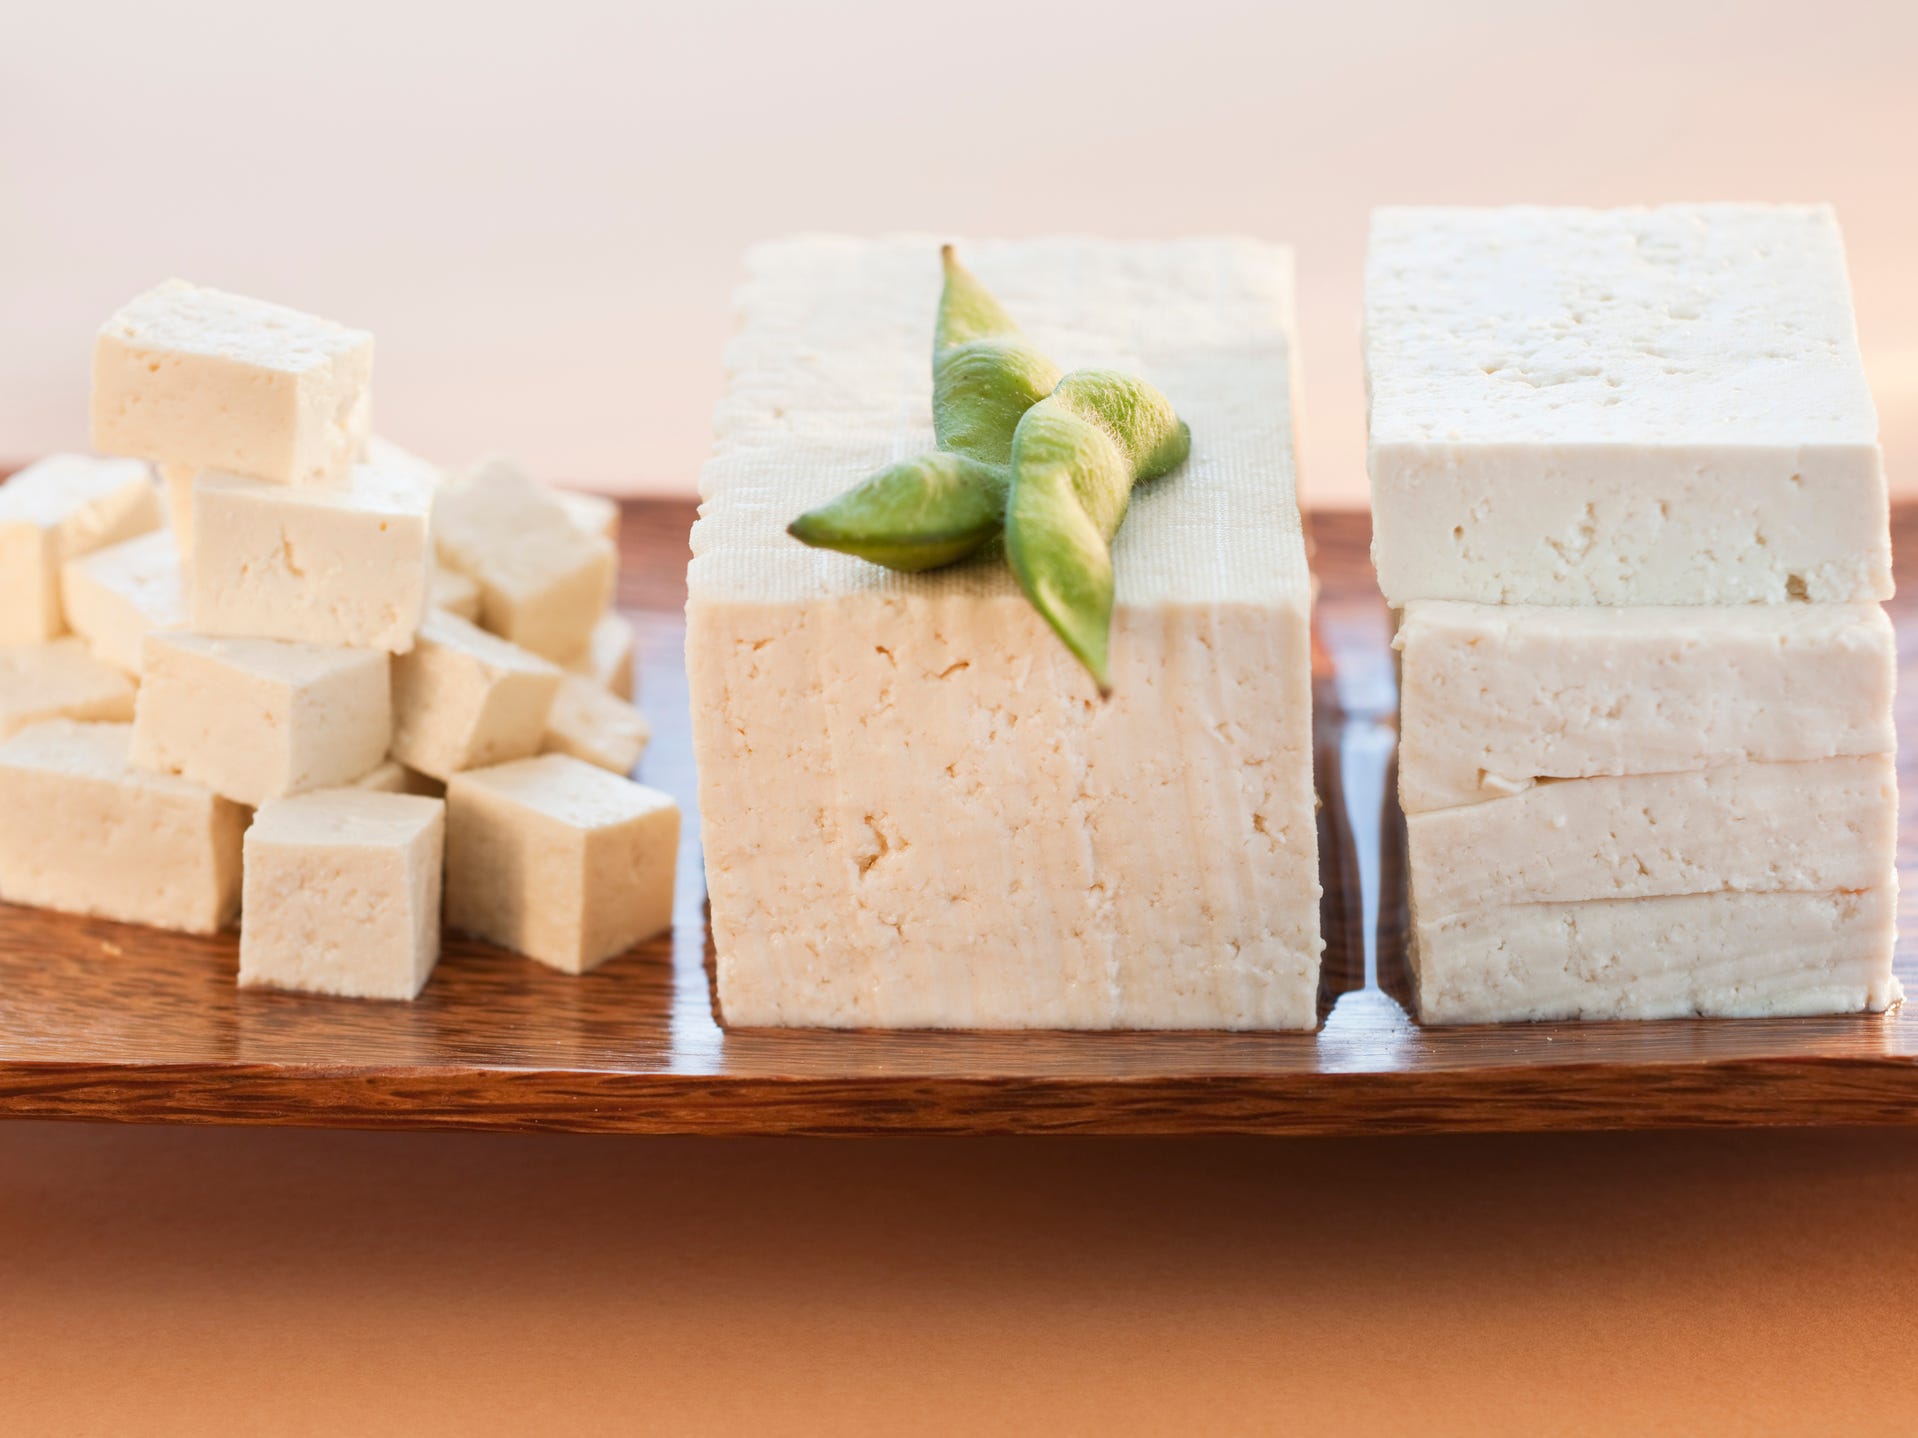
[0, 500, 1913, 1137]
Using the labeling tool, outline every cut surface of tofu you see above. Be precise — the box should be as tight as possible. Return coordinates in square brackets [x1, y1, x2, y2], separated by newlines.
[190, 456, 434, 652]
[389, 611, 562, 781]
[0, 638, 138, 740]
[688, 236, 1320, 1030]
[131, 632, 391, 805]
[1365, 205, 1890, 606]
[0, 454, 162, 642]
[0, 719, 245, 934]
[434, 458, 615, 660]
[1396, 599, 1897, 811]
[445, 753, 678, 974]
[91, 280, 373, 486]
[240, 789, 444, 1000]
[542, 673, 650, 775]
[59, 529, 186, 673]
[565, 611, 636, 699]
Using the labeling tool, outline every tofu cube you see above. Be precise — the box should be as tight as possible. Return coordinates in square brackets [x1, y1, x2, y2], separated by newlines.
[92, 280, 373, 486]
[350, 759, 444, 797]
[556, 489, 621, 545]
[542, 673, 649, 775]
[430, 565, 482, 622]
[434, 458, 614, 660]
[0, 719, 245, 934]
[1365, 205, 1890, 606]
[158, 463, 196, 563]
[240, 790, 445, 1000]
[0, 638, 137, 740]
[390, 611, 562, 781]
[190, 455, 434, 653]
[0, 454, 163, 641]
[446, 753, 678, 974]
[132, 632, 391, 805]
[566, 611, 637, 699]
[59, 529, 186, 673]
[689, 238, 1322, 1029]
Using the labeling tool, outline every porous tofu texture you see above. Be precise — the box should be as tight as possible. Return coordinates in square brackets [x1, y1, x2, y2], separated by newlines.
[240, 790, 444, 1000]
[0, 720, 245, 934]
[688, 237, 1320, 1030]
[1365, 204, 1890, 606]
[92, 280, 373, 486]
[390, 611, 563, 781]
[445, 753, 678, 974]
[0, 639, 137, 740]
[0, 454, 162, 642]
[59, 529, 186, 673]
[131, 632, 392, 806]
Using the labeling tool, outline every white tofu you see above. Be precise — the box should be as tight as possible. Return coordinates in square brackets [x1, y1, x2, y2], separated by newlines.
[430, 565, 482, 622]
[1406, 755, 1896, 918]
[565, 611, 636, 699]
[1413, 888, 1900, 1025]
[445, 753, 678, 974]
[159, 462, 196, 562]
[689, 237, 1321, 1029]
[0, 719, 245, 934]
[91, 280, 373, 486]
[0, 639, 137, 740]
[0, 455, 162, 642]
[556, 489, 621, 545]
[1365, 205, 1890, 606]
[1396, 600, 1897, 811]
[190, 456, 434, 653]
[389, 611, 562, 781]
[131, 632, 391, 805]
[349, 759, 445, 797]
[240, 790, 444, 1000]
[59, 529, 186, 673]
[433, 458, 615, 660]
[542, 673, 649, 775]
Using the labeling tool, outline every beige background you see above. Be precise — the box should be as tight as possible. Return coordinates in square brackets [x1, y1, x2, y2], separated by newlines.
[2, 0, 1914, 503]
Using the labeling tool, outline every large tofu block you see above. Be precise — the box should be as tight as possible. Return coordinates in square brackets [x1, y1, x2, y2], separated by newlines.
[0, 455, 162, 642]
[390, 612, 562, 780]
[542, 673, 649, 775]
[1405, 755, 1896, 918]
[0, 720, 245, 934]
[0, 639, 137, 740]
[689, 237, 1321, 1030]
[1413, 888, 1900, 1025]
[240, 790, 445, 1000]
[445, 754, 678, 973]
[92, 280, 373, 486]
[1396, 600, 1896, 811]
[1365, 205, 1890, 606]
[433, 459, 615, 661]
[190, 457, 434, 652]
[132, 633, 391, 805]
[59, 529, 185, 673]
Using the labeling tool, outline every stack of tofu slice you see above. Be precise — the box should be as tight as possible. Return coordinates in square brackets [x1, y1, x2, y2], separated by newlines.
[0, 281, 675, 998]
[1366, 204, 1900, 1024]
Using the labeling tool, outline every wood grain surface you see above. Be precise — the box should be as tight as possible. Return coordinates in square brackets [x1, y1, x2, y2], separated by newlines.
[0, 499, 1913, 1137]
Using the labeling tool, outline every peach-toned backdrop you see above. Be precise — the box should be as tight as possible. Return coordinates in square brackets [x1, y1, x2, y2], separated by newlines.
[3, 0, 1913, 504]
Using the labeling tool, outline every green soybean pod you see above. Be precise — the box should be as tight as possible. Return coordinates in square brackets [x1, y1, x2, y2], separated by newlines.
[1003, 369, 1192, 694]
[932, 246, 1064, 467]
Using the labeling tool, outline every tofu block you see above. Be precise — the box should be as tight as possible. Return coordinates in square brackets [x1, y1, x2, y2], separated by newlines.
[1365, 205, 1890, 606]
[434, 458, 614, 660]
[446, 754, 677, 973]
[0, 454, 162, 641]
[92, 280, 373, 486]
[542, 673, 649, 774]
[1396, 600, 1896, 811]
[566, 611, 636, 699]
[689, 237, 1321, 1029]
[158, 463, 196, 563]
[1406, 755, 1896, 918]
[59, 529, 186, 673]
[1413, 888, 1900, 1025]
[132, 633, 391, 805]
[0, 720, 245, 934]
[240, 790, 445, 1000]
[0, 639, 137, 740]
[430, 565, 482, 622]
[190, 456, 434, 652]
[350, 759, 445, 797]
[557, 489, 621, 545]
[390, 611, 562, 781]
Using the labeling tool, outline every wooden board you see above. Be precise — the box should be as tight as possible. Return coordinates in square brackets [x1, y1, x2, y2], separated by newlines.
[0, 499, 1914, 1137]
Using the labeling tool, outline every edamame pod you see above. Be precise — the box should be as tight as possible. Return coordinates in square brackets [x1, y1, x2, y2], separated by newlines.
[932, 246, 1063, 468]
[1003, 369, 1192, 694]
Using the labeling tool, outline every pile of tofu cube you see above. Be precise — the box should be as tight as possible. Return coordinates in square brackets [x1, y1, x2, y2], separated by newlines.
[0, 280, 677, 999]
[1367, 204, 1899, 1024]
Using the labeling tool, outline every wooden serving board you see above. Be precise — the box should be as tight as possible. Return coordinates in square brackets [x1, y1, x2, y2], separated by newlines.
[1, 500, 1913, 1138]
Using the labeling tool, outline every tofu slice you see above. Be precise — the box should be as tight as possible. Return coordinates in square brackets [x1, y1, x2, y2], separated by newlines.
[59, 529, 186, 674]
[1365, 205, 1890, 606]
[0, 639, 138, 740]
[689, 237, 1320, 1029]
[0, 455, 163, 642]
